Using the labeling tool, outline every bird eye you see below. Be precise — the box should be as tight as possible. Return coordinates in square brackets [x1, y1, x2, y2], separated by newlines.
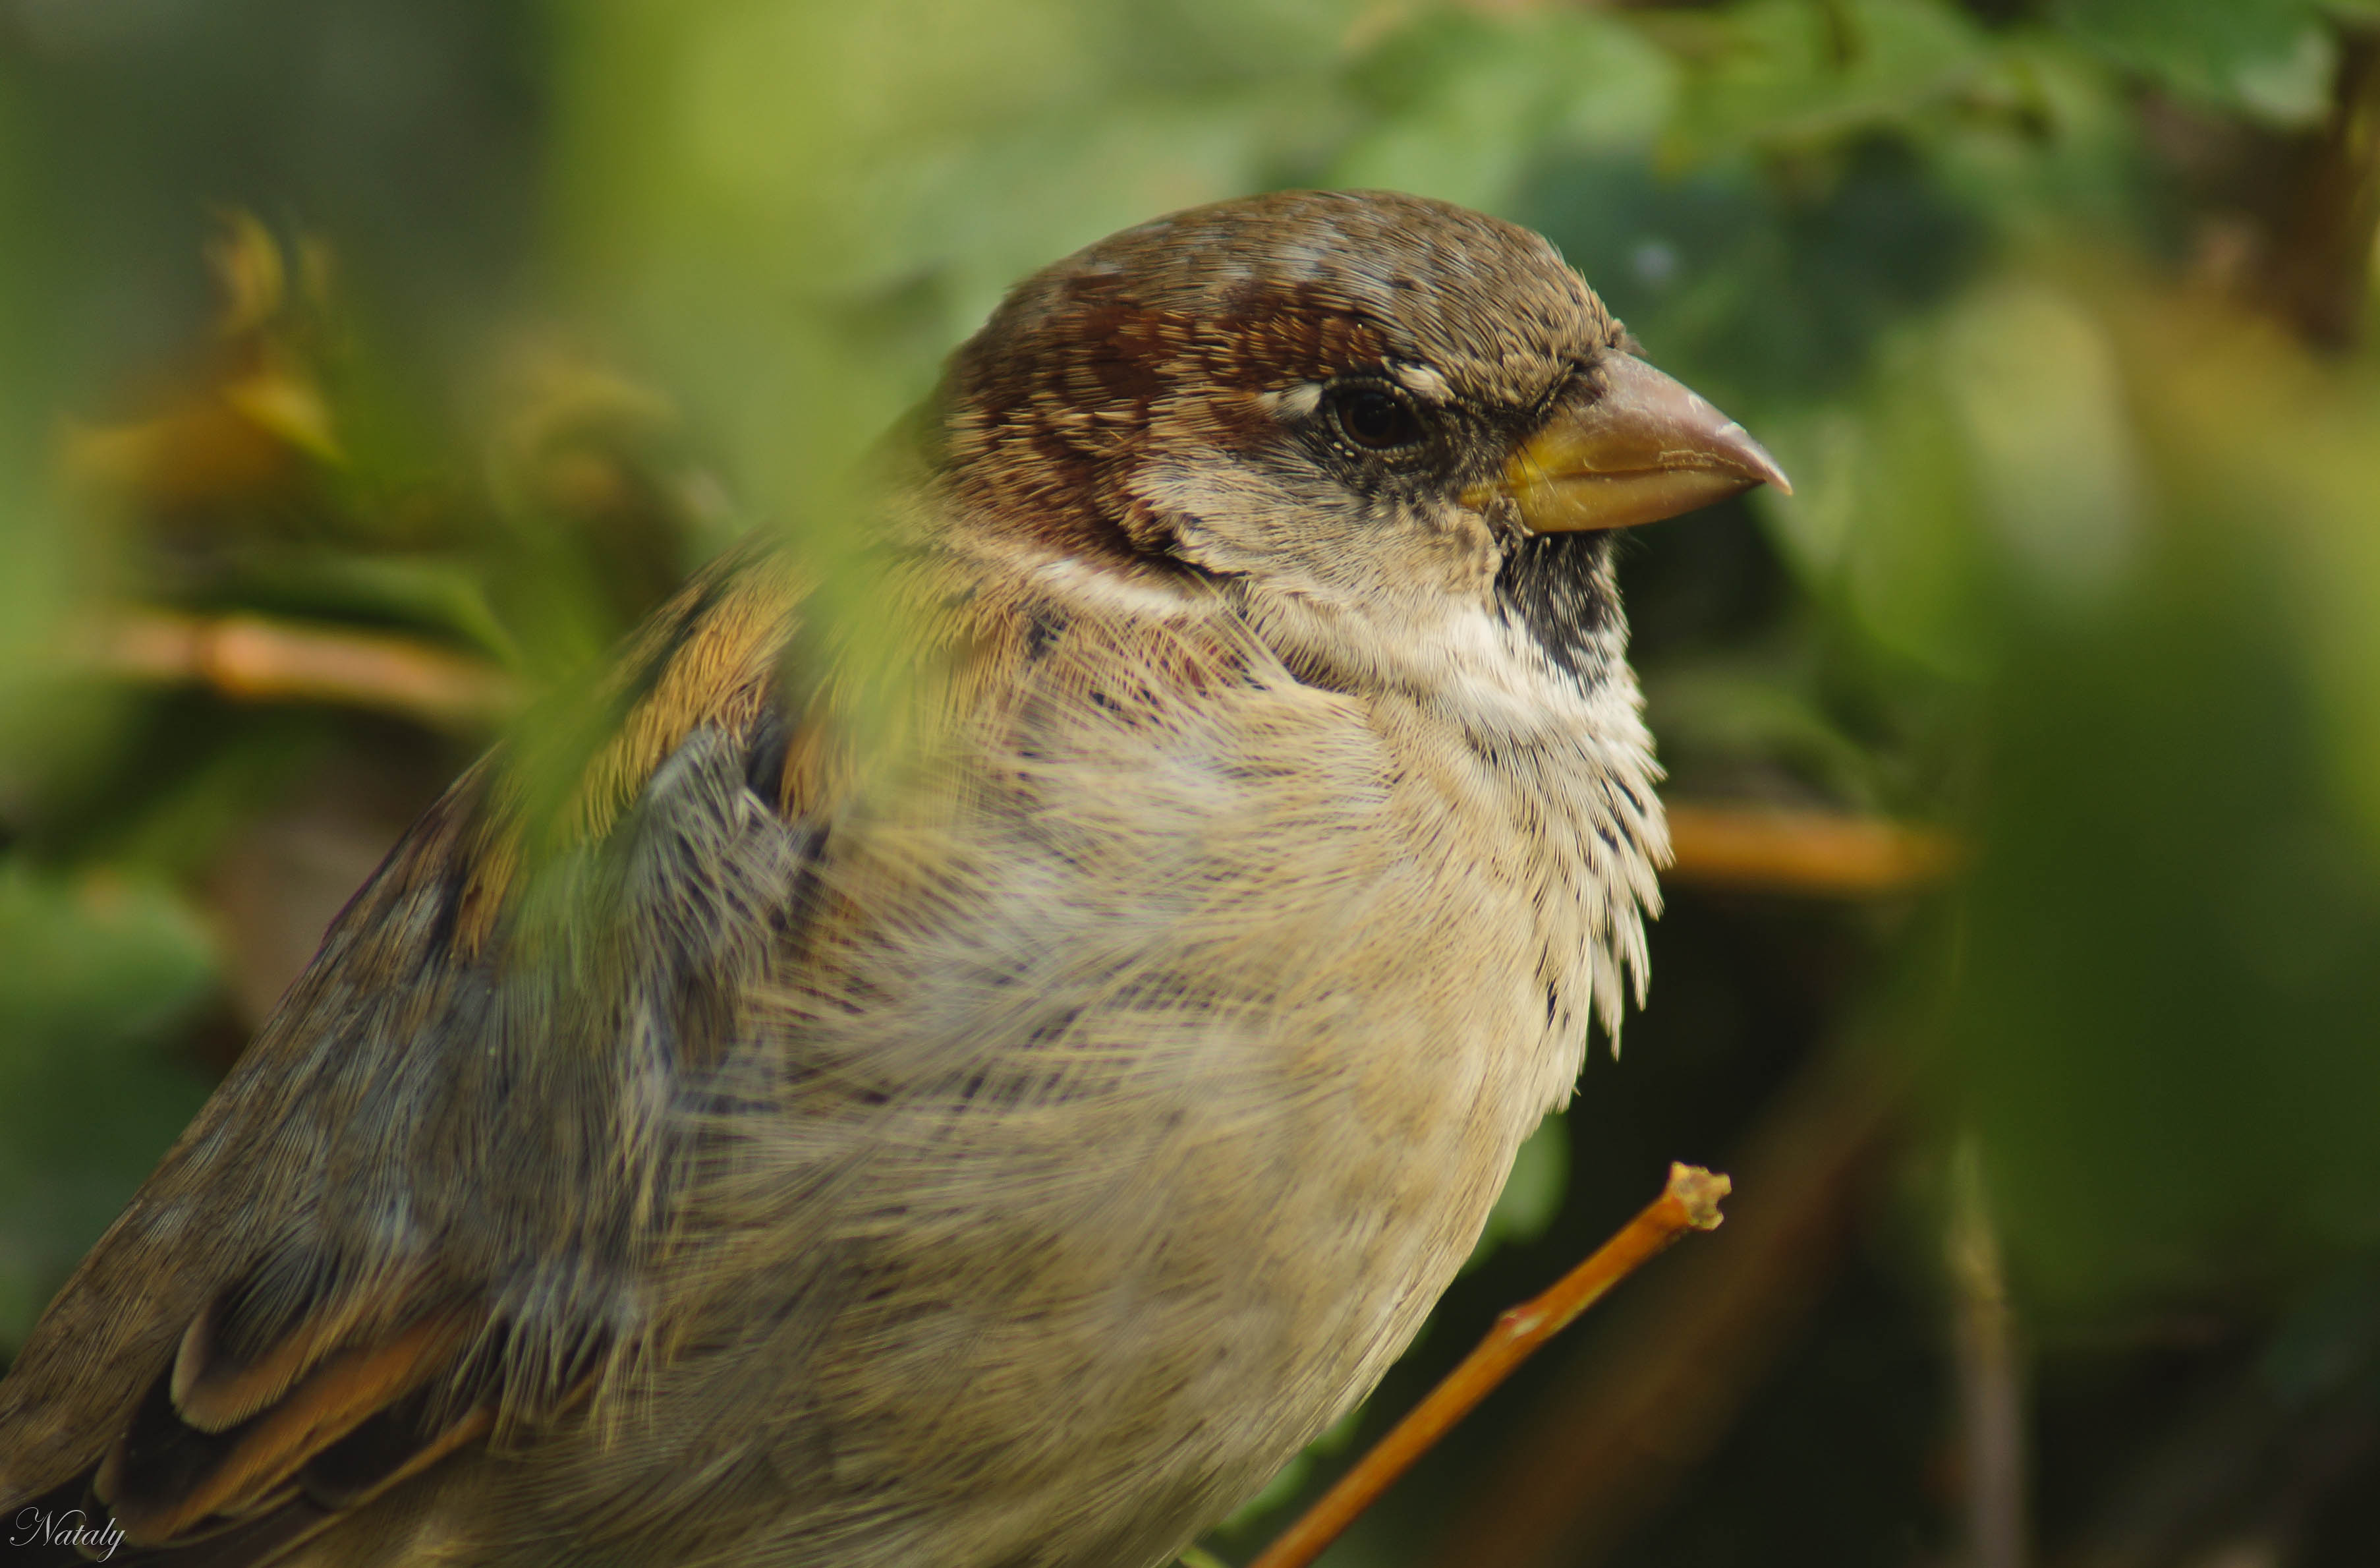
[1328, 384, 1425, 451]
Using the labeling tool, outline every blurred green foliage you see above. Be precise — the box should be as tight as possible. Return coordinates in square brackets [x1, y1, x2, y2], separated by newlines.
[6, 0, 2380, 1563]
[0, 868, 213, 1334]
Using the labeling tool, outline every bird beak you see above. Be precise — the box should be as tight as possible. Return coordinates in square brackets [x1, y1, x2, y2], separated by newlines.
[1467, 354, 1792, 533]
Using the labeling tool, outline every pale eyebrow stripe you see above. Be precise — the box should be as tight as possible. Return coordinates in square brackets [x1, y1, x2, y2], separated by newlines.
[1265, 383, 1325, 421]
[1389, 362, 1452, 401]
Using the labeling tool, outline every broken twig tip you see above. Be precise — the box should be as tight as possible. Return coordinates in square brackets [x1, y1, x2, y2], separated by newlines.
[1245, 1158, 1733, 1568]
[1664, 1163, 1731, 1231]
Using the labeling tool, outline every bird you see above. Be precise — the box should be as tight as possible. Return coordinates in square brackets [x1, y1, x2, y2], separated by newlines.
[0, 189, 1787, 1568]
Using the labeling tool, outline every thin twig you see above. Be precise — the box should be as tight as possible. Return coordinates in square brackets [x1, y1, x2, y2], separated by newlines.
[83, 609, 521, 730]
[1427, 1044, 1901, 1568]
[1948, 1140, 2027, 1568]
[2266, 22, 2380, 351]
[77, 613, 1960, 904]
[1664, 802, 1960, 897]
[1245, 1164, 1731, 1568]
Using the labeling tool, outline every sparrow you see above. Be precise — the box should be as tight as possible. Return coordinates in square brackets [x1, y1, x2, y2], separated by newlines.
[0, 189, 1786, 1568]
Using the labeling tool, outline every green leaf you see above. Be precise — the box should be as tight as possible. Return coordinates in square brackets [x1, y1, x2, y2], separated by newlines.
[208, 551, 517, 661]
[1950, 286, 2380, 1310]
[1332, 10, 1676, 213]
[1667, 0, 1997, 159]
[2053, 0, 2337, 125]
[0, 865, 217, 1348]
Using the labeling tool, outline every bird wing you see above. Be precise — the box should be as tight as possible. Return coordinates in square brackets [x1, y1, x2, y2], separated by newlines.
[0, 535, 843, 1563]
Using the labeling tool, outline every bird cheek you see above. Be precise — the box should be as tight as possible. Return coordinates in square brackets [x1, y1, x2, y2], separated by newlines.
[1420, 499, 1505, 596]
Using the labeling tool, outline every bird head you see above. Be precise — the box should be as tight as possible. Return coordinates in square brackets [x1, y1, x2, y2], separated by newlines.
[934, 189, 1787, 698]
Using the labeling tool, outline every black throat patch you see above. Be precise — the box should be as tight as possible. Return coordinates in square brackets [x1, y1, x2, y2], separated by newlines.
[1494, 530, 1622, 682]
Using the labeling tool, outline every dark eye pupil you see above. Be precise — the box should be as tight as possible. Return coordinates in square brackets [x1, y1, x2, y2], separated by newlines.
[1334, 387, 1421, 450]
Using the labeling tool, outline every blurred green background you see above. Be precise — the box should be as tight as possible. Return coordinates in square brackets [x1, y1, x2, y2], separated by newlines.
[5, 1, 2380, 1565]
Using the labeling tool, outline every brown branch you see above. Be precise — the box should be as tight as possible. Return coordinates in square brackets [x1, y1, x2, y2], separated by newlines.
[1664, 803, 1961, 897]
[1425, 1044, 1902, 1568]
[1245, 1164, 1731, 1568]
[1948, 1142, 2028, 1568]
[76, 614, 1964, 908]
[2266, 22, 2380, 351]
[84, 609, 521, 730]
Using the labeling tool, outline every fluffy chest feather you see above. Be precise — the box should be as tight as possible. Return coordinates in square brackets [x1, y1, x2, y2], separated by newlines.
[670, 579, 1664, 1567]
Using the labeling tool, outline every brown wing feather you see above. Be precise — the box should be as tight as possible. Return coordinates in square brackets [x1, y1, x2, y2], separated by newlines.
[98, 1304, 483, 1543]
[0, 537, 841, 1565]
